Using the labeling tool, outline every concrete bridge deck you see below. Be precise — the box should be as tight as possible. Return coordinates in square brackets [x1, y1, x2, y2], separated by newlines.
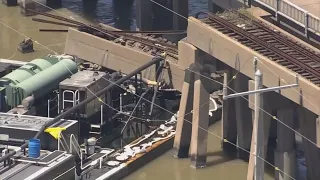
[64, 28, 186, 92]
[64, 11, 320, 116]
[186, 16, 320, 115]
[63, 6, 320, 180]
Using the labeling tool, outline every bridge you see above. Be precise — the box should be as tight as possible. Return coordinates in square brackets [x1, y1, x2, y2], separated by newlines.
[58, 1, 320, 180]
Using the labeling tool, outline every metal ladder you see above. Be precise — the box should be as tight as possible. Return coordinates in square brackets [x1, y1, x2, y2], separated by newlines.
[89, 105, 104, 137]
[62, 90, 80, 110]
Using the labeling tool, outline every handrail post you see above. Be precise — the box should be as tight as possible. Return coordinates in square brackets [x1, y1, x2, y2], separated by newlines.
[100, 105, 103, 125]
[58, 134, 60, 151]
[305, 12, 309, 38]
[276, 0, 280, 23]
[69, 135, 72, 154]
[47, 99, 50, 118]
[80, 151, 83, 170]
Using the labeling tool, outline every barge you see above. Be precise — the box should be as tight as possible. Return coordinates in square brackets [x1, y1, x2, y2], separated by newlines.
[0, 54, 222, 180]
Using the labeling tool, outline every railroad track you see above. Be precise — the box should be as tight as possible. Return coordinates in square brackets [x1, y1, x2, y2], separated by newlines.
[28, 9, 178, 60]
[79, 26, 178, 59]
[197, 11, 320, 85]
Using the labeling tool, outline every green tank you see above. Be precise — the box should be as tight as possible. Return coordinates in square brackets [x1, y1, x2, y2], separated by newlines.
[7, 58, 78, 107]
[0, 57, 59, 86]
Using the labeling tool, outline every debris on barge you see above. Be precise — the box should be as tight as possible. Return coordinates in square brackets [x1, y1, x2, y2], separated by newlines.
[18, 38, 34, 54]
[0, 51, 222, 179]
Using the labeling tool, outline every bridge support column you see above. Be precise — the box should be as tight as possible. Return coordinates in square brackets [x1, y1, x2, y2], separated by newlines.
[174, 41, 220, 168]
[173, 40, 200, 158]
[190, 70, 210, 168]
[135, 0, 152, 31]
[221, 69, 237, 154]
[298, 108, 320, 180]
[173, 0, 188, 31]
[20, 0, 35, 16]
[208, 0, 214, 13]
[173, 67, 195, 158]
[46, 0, 62, 9]
[275, 108, 296, 180]
[247, 80, 272, 180]
[172, 0, 188, 41]
[234, 73, 252, 161]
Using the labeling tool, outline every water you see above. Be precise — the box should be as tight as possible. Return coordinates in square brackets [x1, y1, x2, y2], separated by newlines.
[0, 3, 68, 60]
[124, 121, 273, 180]
[0, 1, 304, 179]
[0, 0, 208, 60]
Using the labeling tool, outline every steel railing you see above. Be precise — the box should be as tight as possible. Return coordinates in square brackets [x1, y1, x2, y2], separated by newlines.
[254, 0, 320, 36]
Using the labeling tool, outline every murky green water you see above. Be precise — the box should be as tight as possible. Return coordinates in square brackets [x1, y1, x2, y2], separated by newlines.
[0, 3, 69, 60]
[124, 121, 274, 180]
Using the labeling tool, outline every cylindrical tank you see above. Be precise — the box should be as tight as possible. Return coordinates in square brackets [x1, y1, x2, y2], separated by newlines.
[86, 137, 97, 156]
[22, 95, 35, 110]
[28, 138, 41, 158]
[14, 58, 78, 105]
[0, 57, 59, 86]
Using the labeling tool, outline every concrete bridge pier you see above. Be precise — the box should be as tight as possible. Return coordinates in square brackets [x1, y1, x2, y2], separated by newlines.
[275, 108, 296, 180]
[247, 80, 272, 180]
[173, 40, 220, 168]
[172, 70, 194, 158]
[173, 40, 215, 159]
[172, 0, 188, 41]
[208, 0, 214, 13]
[172, 0, 188, 31]
[298, 107, 320, 180]
[234, 73, 252, 161]
[189, 67, 211, 168]
[20, 0, 35, 16]
[46, 0, 62, 9]
[221, 69, 237, 155]
[135, 0, 152, 31]
[173, 40, 201, 158]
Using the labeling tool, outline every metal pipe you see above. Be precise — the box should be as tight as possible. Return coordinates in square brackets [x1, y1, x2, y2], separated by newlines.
[32, 18, 80, 28]
[0, 138, 27, 144]
[120, 94, 123, 112]
[48, 99, 50, 118]
[0, 56, 163, 164]
[254, 69, 264, 180]
[57, 94, 60, 114]
[39, 29, 69, 32]
[128, 76, 157, 86]
[223, 83, 299, 100]
[28, 10, 85, 27]
[100, 105, 103, 125]
[148, 61, 164, 118]
[114, 30, 186, 35]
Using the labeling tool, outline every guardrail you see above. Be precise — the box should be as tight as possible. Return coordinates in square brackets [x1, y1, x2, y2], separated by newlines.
[254, 0, 320, 37]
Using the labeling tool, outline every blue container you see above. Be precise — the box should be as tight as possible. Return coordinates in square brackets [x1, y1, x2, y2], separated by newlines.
[28, 138, 40, 158]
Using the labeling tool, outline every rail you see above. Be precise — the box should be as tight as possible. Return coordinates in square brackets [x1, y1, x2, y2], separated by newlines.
[69, 134, 82, 159]
[254, 0, 320, 36]
[198, 11, 320, 85]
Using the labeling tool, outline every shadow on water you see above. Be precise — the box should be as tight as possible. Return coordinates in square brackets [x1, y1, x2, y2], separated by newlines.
[82, 0, 98, 19]
[152, 0, 173, 30]
[112, 0, 134, 30]
[36, 0, 207, 31]
[206, 151, 236, 167]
